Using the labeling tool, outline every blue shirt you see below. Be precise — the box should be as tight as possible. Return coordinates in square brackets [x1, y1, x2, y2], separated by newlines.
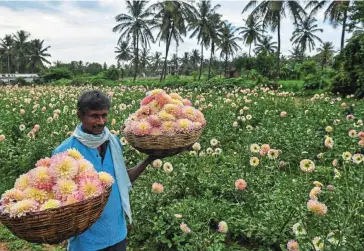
[53, 135, 127, 251]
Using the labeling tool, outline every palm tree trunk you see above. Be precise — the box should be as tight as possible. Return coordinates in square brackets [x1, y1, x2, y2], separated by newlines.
[133, 33, 139, 82]
[249, 43, 252, 57]
[198, 43, 203, 80]
[160, 25, 173, 82]
[7, 54, 10, 73]
[341, 8, 348, 51]
[208, 42, 214, 80]
[276, 15, 281, 79]
[224, 53, 228, 78]
[17, 53, 20, 73]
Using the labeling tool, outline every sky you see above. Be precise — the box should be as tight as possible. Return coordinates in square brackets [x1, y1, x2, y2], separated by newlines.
[0, 0, 349, 66]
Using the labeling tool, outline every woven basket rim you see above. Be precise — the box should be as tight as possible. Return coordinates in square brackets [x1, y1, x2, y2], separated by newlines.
[0, 186, 112, 219]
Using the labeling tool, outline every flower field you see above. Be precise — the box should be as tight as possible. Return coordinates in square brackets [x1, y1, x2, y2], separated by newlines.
[0, 84, 364, 251]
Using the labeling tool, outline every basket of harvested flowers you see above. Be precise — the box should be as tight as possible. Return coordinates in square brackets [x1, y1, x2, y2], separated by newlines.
[0, 149, 114, 244]
[123, 89, 206, 155]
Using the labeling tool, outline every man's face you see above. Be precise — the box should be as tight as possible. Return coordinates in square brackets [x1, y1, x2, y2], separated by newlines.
[78, 108, 109, 135]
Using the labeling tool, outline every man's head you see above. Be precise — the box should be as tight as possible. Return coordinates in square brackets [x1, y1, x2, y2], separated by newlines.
[77, 90, 110, 135]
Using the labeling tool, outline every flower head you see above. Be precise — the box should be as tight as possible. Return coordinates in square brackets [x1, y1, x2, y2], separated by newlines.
[133, 121, 152, 136]
[287, 240, 299, 251]
[324, 136, 334, 149]
[352, 153, 363, 164]
[9, 199, 38, 218]
[24, 187, 49, 203]
[292, 222, 306, 236]
[160, 121, 176, 135]
[1, 188, 25, 203]
[49, 152, 79, 179]
[29, 166, 54, 191]
[77, 159, 94, 173]
[312, 237, 324, 251]
[250, 157, 260, 167]
[53, 179, 78, 200]
[176, 119, 193, 133]
[152, 183, 164, 194]
[67, 148, 83, 160]
[40, 199, 62, 211]
[98, 172, 115, 188]
[210, 138, 218, 147]
[147, 115, 162, 127]
[35, 157, 51, 167]
[307, 200, 328, 215]
[218, 221, 228, 233]
[300, 159, 315, 173]
[180, 222, 191, 233]
[181, 106, 197, 121]
[79, 178, 103, 199]
[250, 144, 260, 153]
[261, 144, 270, 153]
[158, 110, 176, 121]
[14, 174, 31, 191]
[342, 151, 352, 161]
[267, 149, 279, 159]
[309, 187, 321, 200]
[163, 104, 181, 116]
[154, 93, 172, 106]
[163, 162, 173, 174]
[152, 159, 163, 168]
[192, 142, 201, 151]
[235, 179, 247, 190]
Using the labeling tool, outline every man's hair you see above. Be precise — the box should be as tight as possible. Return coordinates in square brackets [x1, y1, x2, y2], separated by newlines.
[77, 90, 110, 115]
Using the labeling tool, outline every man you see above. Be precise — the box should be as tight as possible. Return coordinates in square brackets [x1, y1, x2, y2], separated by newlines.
[53, 90, 182, 251]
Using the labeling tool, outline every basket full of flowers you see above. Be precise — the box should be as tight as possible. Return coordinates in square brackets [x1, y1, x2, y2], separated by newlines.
[123, 89, 206, 155]
[0, 149, 114, 244]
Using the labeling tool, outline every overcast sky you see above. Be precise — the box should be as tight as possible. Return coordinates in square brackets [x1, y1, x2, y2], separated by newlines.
[0, 0, 350, 66]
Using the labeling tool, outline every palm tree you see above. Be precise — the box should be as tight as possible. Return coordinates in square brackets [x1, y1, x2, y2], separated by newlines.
[316, 41, 335, 69]
[113, 1, 154, 81]
[237, 15, 264, 57]
[190, 49, 200, 69]
[188, 0, 221, 80]
[27, 39, 51, 73]
[243, 0, 305, 77]
[0, 35, 14, 73]
[151, 51, 162, 75]
[114, 41, 133, 67]
[180, 52, 191, 75]
[13, 30, 31, 73]
[306, 1, 351, 50]
[289, 45, 304, 62]
[170, 53, 179, 75]
[149, 1, 197, 81]
[254, 36, 277, 55]
[291, 16, 323, 53]
[207, 13, 222, 80]
[216, 22, 242, 78]
[139, 47, 151, 75]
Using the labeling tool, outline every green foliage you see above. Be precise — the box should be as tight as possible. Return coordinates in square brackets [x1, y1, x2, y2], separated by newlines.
[42, 67, 73, 82]
[191, 71, 198, 81]
[103, 67, 120, 81]
[332, 33, 364, 97]
[303, 74, 329, 90]
[300, 60, 318, 77]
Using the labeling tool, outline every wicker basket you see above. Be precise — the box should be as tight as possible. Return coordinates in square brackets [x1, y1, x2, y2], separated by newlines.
[0, 186, 112, 244]
[124, 129, 203, 155]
